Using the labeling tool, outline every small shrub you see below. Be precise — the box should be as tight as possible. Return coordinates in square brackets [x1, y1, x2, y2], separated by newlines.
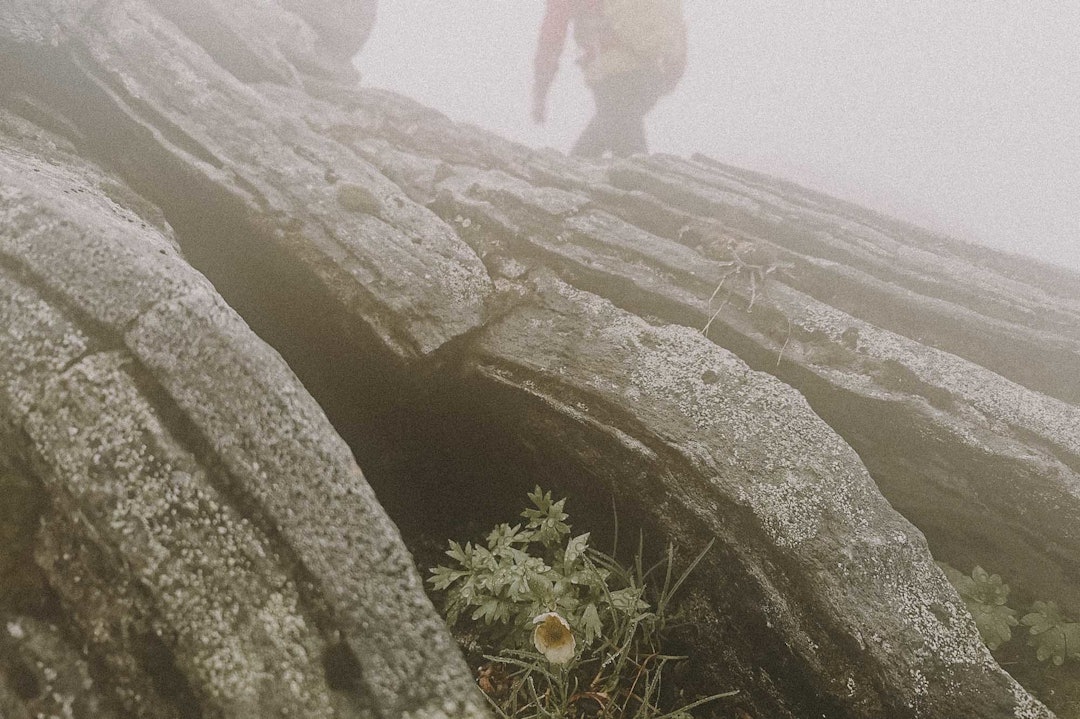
[940, 562, 1080, 665]
[1021, 601, 1080, 666]
[429, 486, 736, 718]
[939, 564, 1018, 650]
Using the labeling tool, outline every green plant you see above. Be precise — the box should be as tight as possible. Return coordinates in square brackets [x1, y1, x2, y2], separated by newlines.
[429, 486, 736, 718]
[940, 562, 1080, 668]
[939, 564, 1018, 650]
[1021, 601, 1080, 666]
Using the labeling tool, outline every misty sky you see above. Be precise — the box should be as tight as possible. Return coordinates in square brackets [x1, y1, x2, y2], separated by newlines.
[359, 2, 1079, 272]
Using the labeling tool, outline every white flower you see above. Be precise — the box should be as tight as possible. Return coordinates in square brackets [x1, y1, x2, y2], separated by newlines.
[532, 612, 576, 664]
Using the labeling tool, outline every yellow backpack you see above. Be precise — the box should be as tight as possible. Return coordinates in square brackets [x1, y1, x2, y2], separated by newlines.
[605, 0, 686, 64]
[585, 0, 687, 85]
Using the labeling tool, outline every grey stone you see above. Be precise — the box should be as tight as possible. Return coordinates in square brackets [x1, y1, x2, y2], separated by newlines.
[0, 115, 486, 717]
[2, 0, 1078, 717]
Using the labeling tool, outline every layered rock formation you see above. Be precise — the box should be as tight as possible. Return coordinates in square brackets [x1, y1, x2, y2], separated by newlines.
[2, 1, 1078, 718]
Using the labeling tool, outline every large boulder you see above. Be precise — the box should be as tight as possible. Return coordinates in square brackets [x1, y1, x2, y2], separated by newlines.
[449, 272, 1046, 718]
[1, 0, 489, 365]
[0, 112, 486, 718]
[2, 0, 1078, 717]
[424, 163, 1080, 623]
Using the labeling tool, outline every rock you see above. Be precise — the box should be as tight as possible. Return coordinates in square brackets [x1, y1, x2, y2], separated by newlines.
[0, 612, 123, 719]
[426, 162, 1080, 625]
[0, 114, 485, 718]
[448, 272, 1046, 719]
[2, 0, 1079, 717]
[1, 0, 491, 363]
[280, 0, 379, 61]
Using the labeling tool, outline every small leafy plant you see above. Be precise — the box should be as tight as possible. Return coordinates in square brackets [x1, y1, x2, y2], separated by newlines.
[939, 564, 1018, 650]
[429, 486, 736, 718]
[940, 563, 1080, 666]
[1021, 601, 1080, 666]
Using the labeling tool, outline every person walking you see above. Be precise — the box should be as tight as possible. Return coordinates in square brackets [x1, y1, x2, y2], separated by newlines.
[532, 0, 687, 158]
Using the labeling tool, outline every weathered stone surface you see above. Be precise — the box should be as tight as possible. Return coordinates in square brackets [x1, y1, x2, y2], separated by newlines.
[606, 155, 1080, 404]
[3, 0, 1079, 717]
[0, 116, 486, 718]
[0, 612, 123, 719]
[328, 90, 1080, 714]
[279, 0, 378, 61]
[448, 272, 1046, 719]
[425, 162, 1080, 623]
[1, 0, 491, 363]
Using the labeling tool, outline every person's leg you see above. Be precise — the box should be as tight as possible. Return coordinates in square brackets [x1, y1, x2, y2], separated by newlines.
[575, 71, 664, 158]
[571, 110, 607, 157]
[605, 103, 648, 157]
[572, 83, 619, 157]
[610, 70, 665, 156]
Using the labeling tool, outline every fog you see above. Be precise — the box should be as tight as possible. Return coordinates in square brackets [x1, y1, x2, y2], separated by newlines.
[359, 1, 1079, 272]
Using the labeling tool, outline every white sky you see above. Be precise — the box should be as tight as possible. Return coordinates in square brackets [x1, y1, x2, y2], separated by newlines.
[358, 1, 1080, 272]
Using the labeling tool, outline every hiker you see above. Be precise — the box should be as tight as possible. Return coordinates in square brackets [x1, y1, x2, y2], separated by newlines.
[532, 0, 687, 158]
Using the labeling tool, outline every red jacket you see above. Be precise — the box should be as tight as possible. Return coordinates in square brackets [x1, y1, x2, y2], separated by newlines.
[534, 0, 686, 102]
[534, 0, 597, 104]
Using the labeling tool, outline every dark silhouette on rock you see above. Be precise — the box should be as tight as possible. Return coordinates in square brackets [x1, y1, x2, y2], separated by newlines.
[533, 0, 687, 156]
[2, 1, 1079, 717]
